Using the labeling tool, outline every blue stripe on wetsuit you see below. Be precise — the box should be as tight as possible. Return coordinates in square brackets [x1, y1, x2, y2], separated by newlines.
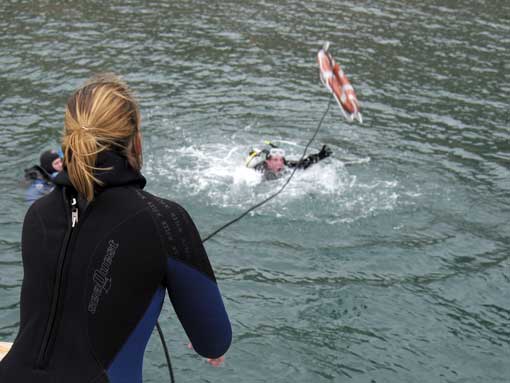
[166, 257, 231, 359]
[107, 287, 165, 383]
[107, 258, 231, 382]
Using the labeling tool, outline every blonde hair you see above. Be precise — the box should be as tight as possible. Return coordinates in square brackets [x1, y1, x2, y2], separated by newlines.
[62, 73, 142, 201]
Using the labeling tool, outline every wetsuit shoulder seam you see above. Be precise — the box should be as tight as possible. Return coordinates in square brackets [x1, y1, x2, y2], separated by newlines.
[140, 199, 173, 276]
[87, 206, 154, 258]
[130, 189, 172, 275]
[135, 191, 217, 282]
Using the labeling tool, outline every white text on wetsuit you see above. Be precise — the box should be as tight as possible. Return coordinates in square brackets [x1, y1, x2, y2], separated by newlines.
[88, 240, 119, 314]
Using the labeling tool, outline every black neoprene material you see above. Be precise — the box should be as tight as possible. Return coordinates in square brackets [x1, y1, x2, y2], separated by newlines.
[0, 151, 231, 383]
[285, 151, 324, 169]
[254, 149, 328, 181]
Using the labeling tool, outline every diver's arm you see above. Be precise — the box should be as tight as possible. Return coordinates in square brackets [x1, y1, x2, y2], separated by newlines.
[286, 145, 332, 169]
[163, 204, 232, 359]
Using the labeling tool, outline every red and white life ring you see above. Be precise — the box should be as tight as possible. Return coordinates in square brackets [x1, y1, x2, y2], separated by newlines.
[317, 43, 362, 123]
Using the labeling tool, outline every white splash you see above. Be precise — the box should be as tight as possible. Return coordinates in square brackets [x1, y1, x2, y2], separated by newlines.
[144, 141, 402, 224]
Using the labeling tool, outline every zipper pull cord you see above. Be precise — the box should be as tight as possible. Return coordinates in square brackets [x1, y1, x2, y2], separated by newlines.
[71, 197, 79, 228]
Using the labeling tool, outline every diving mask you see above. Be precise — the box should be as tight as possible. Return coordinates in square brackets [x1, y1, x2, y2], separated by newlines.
[268, 147, 285, 158]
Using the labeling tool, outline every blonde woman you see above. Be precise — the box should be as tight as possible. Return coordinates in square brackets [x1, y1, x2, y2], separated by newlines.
[0, 74, 231, 383]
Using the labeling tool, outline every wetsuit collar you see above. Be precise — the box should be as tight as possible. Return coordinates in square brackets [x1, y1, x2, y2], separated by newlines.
[53, 150, 147, 191]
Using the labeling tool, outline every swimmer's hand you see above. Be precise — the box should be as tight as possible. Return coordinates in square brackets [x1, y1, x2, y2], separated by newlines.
[319, 145, 332, 159]
[188, 342, 226, 367]
[207, 355, 225, 367]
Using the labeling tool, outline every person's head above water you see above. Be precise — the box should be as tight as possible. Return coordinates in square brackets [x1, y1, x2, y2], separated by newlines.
[265, 147, 285, 173]
[40, 150, 63, 174]
[62, 73, 142, 201]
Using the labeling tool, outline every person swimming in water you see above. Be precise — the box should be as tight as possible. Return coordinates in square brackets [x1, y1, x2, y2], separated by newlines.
[246, 143, 332, 180]
[24, 149, 63, 204]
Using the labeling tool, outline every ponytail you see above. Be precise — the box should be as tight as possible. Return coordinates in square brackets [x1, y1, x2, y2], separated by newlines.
[62, 74, 141, 201]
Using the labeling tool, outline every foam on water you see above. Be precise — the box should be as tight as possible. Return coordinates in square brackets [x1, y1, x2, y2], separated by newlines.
[144, 140, 402, 224]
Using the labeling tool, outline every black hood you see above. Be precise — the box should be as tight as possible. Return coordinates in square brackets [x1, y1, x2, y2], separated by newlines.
[53, 150, 146, 192]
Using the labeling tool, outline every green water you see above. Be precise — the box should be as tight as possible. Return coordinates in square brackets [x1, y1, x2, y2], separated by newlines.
[1, 1, 509, 382]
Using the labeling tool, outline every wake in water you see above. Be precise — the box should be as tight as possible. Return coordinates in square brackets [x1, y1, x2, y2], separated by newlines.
[146, 142, 360, 195]
[144, 140, 403, 224]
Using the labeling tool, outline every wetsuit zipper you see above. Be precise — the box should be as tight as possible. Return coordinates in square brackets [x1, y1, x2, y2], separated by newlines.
[35, 193, 80, 369]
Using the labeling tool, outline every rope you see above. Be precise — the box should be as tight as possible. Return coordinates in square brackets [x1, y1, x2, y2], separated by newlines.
[157, 94, 334, 382]
[202, 95, 333, 243]
[156, 322, 175, 383]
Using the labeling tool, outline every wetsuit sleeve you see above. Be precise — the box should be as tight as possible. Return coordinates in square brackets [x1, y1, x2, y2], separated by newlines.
[285, 145, 332, 169]
[161, 202, 232, 359]
[285, 152, 322, 169]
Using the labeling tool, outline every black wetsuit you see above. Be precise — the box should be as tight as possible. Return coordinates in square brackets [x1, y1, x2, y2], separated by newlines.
[24, 165, 56, 204]
[255, 151, 327, 181]
[0, 151, 231, 383]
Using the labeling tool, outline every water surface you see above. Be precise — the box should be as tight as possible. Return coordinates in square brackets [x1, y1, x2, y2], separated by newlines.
[1, 1, 509, 382]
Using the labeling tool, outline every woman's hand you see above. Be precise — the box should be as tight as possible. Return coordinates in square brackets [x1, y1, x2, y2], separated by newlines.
[207, 355, 225, 367]
[188, 343, 225, 367]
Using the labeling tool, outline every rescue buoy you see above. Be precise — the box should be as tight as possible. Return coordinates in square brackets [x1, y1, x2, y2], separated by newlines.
[317, 42, 362, 123]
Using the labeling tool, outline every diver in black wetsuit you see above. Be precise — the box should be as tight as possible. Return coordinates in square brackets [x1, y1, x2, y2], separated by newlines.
[246, 144, 332, 180]
[0, 74, 231, 383]
[24, 149, 63, 204]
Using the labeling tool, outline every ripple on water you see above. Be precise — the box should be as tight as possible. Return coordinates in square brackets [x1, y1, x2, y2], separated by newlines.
[1, 1, 510, 382]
